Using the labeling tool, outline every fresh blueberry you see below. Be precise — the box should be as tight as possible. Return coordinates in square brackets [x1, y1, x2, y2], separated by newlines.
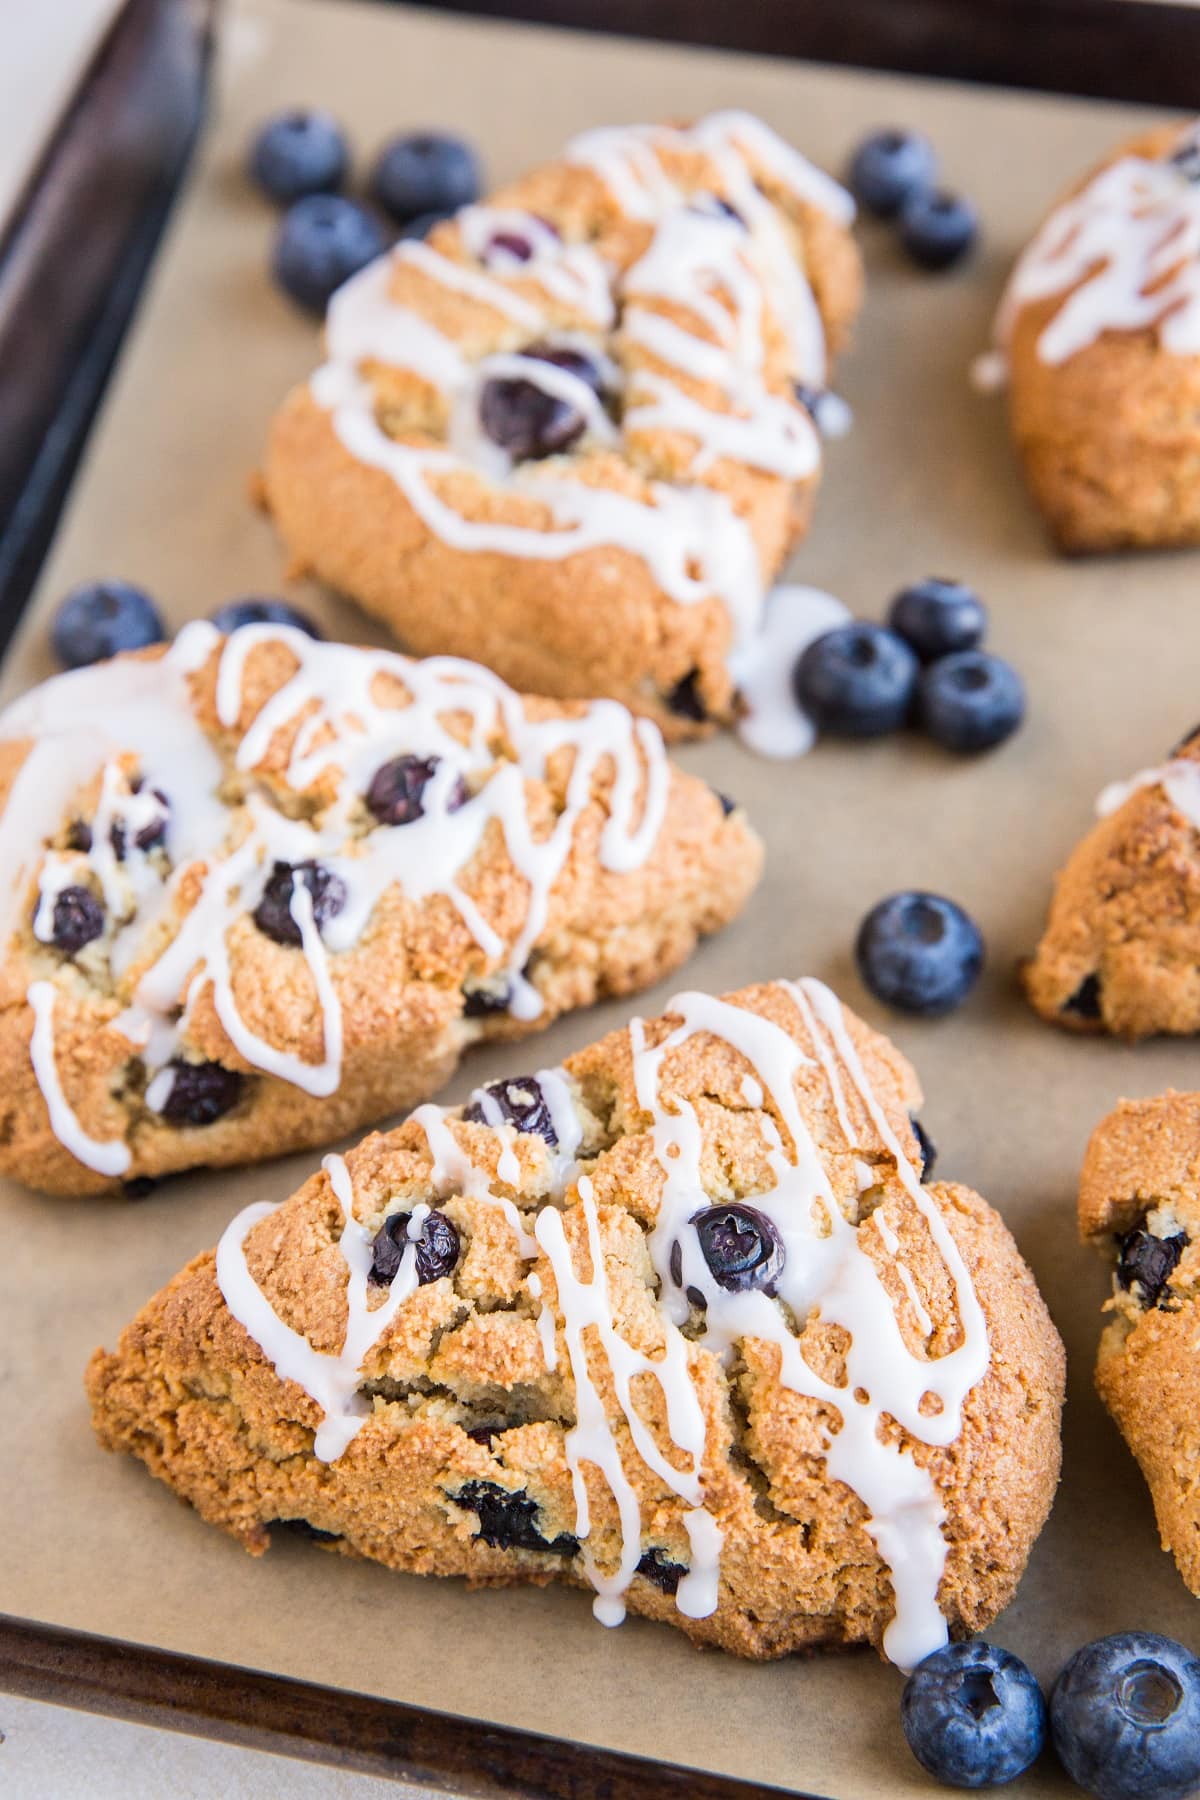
[478, 374, 586, 461]
[210, 598, 322, 638]
[271, 195, 386, 316]
[365, 754, 466, 826]
[911, 1116, 937, 1180]
[463, 1076, 557, 1145]
[454, 1479, 577, 1556]
[902, 1641, 1047, 1788]
[1051, 1633, 1200, 1800]
[793, 624, 919, 738]
[369, 131, 481, 224]
[918, 651, 1025, 754]
[253, 860, 347, 946]
[888, 578, 986, 663]
[856, 891, 984, 1017]
[51, 581, 165, 670]
[248, 109, 349, 204]
[690, 1203, 785, 1294]
[900, 188, 979, 271]
[848, 128, 938, 218]
[156, 1059, 244, 1128]
[48, 886, 105, 956]
[369, 1208, 461, 1286]
[1170, 133, 1200, 185]
[1117, 1228, 1187, 1309]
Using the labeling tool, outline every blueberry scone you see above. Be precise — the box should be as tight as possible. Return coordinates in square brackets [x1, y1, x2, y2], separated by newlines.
[1024, 730, 1200, 1038]
[88, 976, 1064, 1666]
[980, 120, 1200, 552]
[262, 113, 862, 739]
[1080, 1090, 1200, 1593]
[0, 621, 759, 1196]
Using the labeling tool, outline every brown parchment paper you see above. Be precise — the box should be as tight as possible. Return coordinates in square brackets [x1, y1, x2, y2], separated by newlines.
[1, 3, 1196, 1793]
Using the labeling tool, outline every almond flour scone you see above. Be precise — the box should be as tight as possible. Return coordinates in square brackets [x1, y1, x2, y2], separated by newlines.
[981, 120, 1200, 552]
[1024, 732, 1200, 1037]
[88, 976, 1064, 1667]
[262, 113, 862, 739]
[0, 621, 759, 1197]
[1080, 1090, 1200, 1594]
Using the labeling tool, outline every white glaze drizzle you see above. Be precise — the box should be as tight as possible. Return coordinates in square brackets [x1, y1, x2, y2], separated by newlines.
[727, 583, 849, 759]
[26, 981, 131, 1176]
[630, 979, 988, 1669]
[210, 977, 988, 1665]
[305, 111, 852, 683]
[1096, 756, 1200, 830]
[216, 1154, 425, 1461]
[1, 624, 668, 1171]
[984, 130, 1200, 377]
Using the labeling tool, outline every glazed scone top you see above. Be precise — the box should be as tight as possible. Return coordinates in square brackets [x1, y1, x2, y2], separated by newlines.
[309, 112, 856, 662]
[984, 120, 1200, 376]
[0, 621, 674, 1179]
[215, 975, 990, 1670]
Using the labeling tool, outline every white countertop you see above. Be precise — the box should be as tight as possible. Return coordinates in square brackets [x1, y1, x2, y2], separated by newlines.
[1, 1696, 447, 1798]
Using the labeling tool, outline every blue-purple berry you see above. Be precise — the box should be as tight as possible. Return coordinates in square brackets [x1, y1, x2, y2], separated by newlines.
[248, 109, 349, 204]
[902, 1641, 1046, 1788]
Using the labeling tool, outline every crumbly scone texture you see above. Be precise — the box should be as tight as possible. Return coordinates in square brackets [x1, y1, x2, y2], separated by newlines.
[0, 635, 761, 1197]
[88, 980, 1064, 1660]
[1023, 732, 1200, 1039]
[1007, 122, 1200, 554]
[262, 127, 863, 740]
[1080, 1090, 1200, 1594]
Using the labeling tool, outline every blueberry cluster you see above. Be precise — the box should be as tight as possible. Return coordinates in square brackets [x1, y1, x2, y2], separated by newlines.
[902, 1632, 1200, 1800]
[247, 109, 481, 314]
[48, 580, 323, 669]
[795, 577, 1025, 754]
[847, 129, 978, 271]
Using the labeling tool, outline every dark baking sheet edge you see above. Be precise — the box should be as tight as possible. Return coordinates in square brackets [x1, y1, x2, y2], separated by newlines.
[0, 1613, 826, 1797]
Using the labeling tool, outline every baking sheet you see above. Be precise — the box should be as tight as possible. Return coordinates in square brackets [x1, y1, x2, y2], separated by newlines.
[1, 3, 1195, 1793]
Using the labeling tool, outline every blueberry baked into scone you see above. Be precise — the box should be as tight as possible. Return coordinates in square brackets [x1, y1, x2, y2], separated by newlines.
[88, 976, 1064, 1667]
[1024, 732, 1200, 1038]
[0, 621, 759, 1196]
[1080, 1091, 1200, 1594]
[981, 119, 1200, 552]
[261, 113, 862, 738]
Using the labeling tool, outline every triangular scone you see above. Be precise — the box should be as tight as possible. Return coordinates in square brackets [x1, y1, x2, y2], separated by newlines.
[1081, 1091, 1200, 1594]
[1024, 736, 1200, 1038]
[984, 120, 1200, 552]
[88, 977, 1064, 1668]
[262, 114, 862, 739]
[0, 622, 760, 1196]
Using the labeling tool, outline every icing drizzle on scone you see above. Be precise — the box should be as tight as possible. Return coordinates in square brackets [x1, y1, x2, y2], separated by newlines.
[214, 977, 989, 1670]
[983, 123, 1200, 378]
[0, 625, 668, 1175]
[305, 112, 851, 675]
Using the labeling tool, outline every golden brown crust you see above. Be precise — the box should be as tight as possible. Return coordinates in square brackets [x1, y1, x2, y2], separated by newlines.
[0, 633, 761, 1197]
[262, 123, 862, 739]
[88, 980, 1063, 1659]
[1006, 122, 1200, 553]
[1080, 1091, 1200, 1593]
[1023, 739, 1200, 1038]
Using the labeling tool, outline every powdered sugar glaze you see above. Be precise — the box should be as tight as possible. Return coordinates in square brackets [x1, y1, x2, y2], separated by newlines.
[215, 977, 988, 1669]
